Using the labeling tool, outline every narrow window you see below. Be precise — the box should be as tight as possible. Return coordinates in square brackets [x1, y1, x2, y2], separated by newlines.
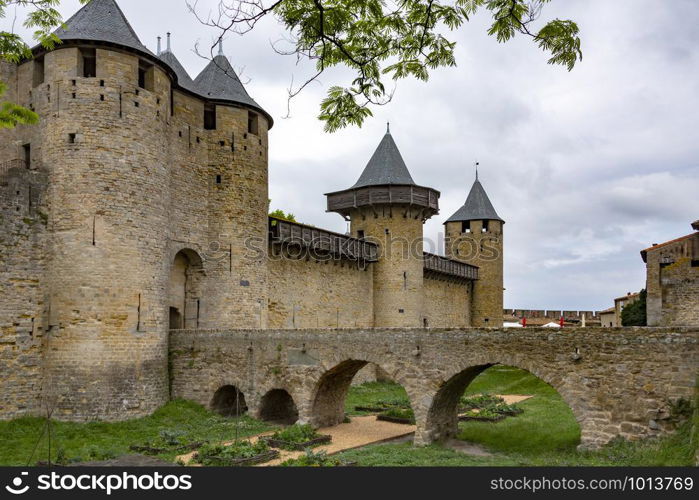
[22, 144, 31, 168]
[423, 318, 429, 328]
[204, 104, 217, 130]
[247, 111, 259, 135]
[68, 133, 76, 144]
[357, 230, 365, 240]
[482, 220, 489, 233]
[462, 221, 471, 233]
[138, 61, 154, 91]
[33, 57, 45, 87]
[80, 48, 97, 78]
[216, 175, 222, 185]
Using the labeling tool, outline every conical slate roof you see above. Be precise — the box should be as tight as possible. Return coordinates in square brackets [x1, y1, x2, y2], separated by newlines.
[159, 51, 198, 94]
[352, 130, 416, 188]
[53, 0, 154, 56]
[447, 177, 504, 223]
[194, 55, 263, 110]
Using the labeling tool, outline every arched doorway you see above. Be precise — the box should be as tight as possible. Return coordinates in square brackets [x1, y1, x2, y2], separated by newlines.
[211, 385, 248, 417]
[168, 249, 205, 330]
[259, 389, 299, 425]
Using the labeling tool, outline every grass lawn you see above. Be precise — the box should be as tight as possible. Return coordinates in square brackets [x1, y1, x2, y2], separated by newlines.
[338, 366, 697, 466]
[0, 400, 274, 466]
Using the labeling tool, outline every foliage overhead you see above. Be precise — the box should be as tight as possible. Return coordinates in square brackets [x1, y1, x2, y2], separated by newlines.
[0, 0, 92, 128]
[192, 0, 582, 131]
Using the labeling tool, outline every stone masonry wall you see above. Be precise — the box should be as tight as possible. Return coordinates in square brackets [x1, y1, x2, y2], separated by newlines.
[0, 42, 272, 420]
[267, 252, 374, 329]
[423, 277, 470, 327]
[645, 233, 699, 327]
[350, 206, 425, 327]
[446, 220, 503, 327]
[170, 327, 699, 449]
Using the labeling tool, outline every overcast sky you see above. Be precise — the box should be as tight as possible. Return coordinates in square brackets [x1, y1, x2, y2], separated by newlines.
[4, 0, 698, 311]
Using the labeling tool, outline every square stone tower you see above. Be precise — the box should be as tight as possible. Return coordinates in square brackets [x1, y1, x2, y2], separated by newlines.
[444, 173, 505, 327]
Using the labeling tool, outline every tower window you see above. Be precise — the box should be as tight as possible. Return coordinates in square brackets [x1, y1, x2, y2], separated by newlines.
[357, 230, 365, 240]
[80, 48, 97, 78]
[138, 61, 154, 91]
[216, 175, 222, 185]
[482, 220, 489, 233]
[22, 144, 31, 168]
[33, 57, 45, 87]
[204, 104, 217, 130]
[462, 221, 471, 233]
[248, 111, 259, 135]
[68, 133, 76, 144]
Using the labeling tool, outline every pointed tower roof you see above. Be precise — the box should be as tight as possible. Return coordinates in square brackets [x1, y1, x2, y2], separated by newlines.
[158, 47, 199, 94]
[52, 0, 154, 56]
[447, 176, 504, 223]
[352, 127, 416, 188]
[326, 126, 440, 219]
[195, 54, 260, 109]
[194, 52, 272, 125]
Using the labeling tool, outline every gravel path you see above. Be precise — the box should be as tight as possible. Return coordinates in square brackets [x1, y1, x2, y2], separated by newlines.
[177, 415, 415, 466]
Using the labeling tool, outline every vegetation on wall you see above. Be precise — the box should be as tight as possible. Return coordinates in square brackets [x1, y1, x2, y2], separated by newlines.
[269, 209, 297, 222]
[621, 289, 647, 327]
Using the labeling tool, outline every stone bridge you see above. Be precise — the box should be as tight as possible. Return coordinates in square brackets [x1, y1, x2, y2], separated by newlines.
[169, 327, 699, 449]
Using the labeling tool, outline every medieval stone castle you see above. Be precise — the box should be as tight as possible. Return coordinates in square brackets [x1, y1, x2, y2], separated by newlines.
[0, 0, 505, 421]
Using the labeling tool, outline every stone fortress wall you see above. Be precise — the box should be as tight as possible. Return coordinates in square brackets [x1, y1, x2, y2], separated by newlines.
[0, 36, 271, 419]
[0, 0, 494, 420]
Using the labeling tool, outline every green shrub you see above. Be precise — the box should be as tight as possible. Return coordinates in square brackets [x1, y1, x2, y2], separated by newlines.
[270, 424, 319, 444]
[380, 407, 415, 423]
[460, 394, 505, 410]
[621, 289, 646, 326]
[194, 440, 270, 466]
[280, 450, 345, 467]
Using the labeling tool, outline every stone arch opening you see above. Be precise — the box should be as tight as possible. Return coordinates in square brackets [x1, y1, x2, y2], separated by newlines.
[312, 360, 368, 427]
[168, 249, 205, 330]
[211, 385, 248, 417]
[424, 364, 581, 446]
[310, 360, 413, 429]
[259, 389, 299, 425]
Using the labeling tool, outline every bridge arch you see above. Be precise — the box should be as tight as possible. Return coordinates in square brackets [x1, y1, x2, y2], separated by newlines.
[210, 385, 248, 417]
[258, 388, 299, 425]
[420, 356, 588, 446]
[308, 359, 418, 428]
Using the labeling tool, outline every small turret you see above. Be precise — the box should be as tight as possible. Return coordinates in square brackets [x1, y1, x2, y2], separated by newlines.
[445, 172, 504, 327]
[326, 127, 440, 327]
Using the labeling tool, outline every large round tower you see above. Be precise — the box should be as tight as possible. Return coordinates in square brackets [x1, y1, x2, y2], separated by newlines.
[444, 172, 504, 327]
[3, 0, 273, 420]
[326, 127, 440, 327]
